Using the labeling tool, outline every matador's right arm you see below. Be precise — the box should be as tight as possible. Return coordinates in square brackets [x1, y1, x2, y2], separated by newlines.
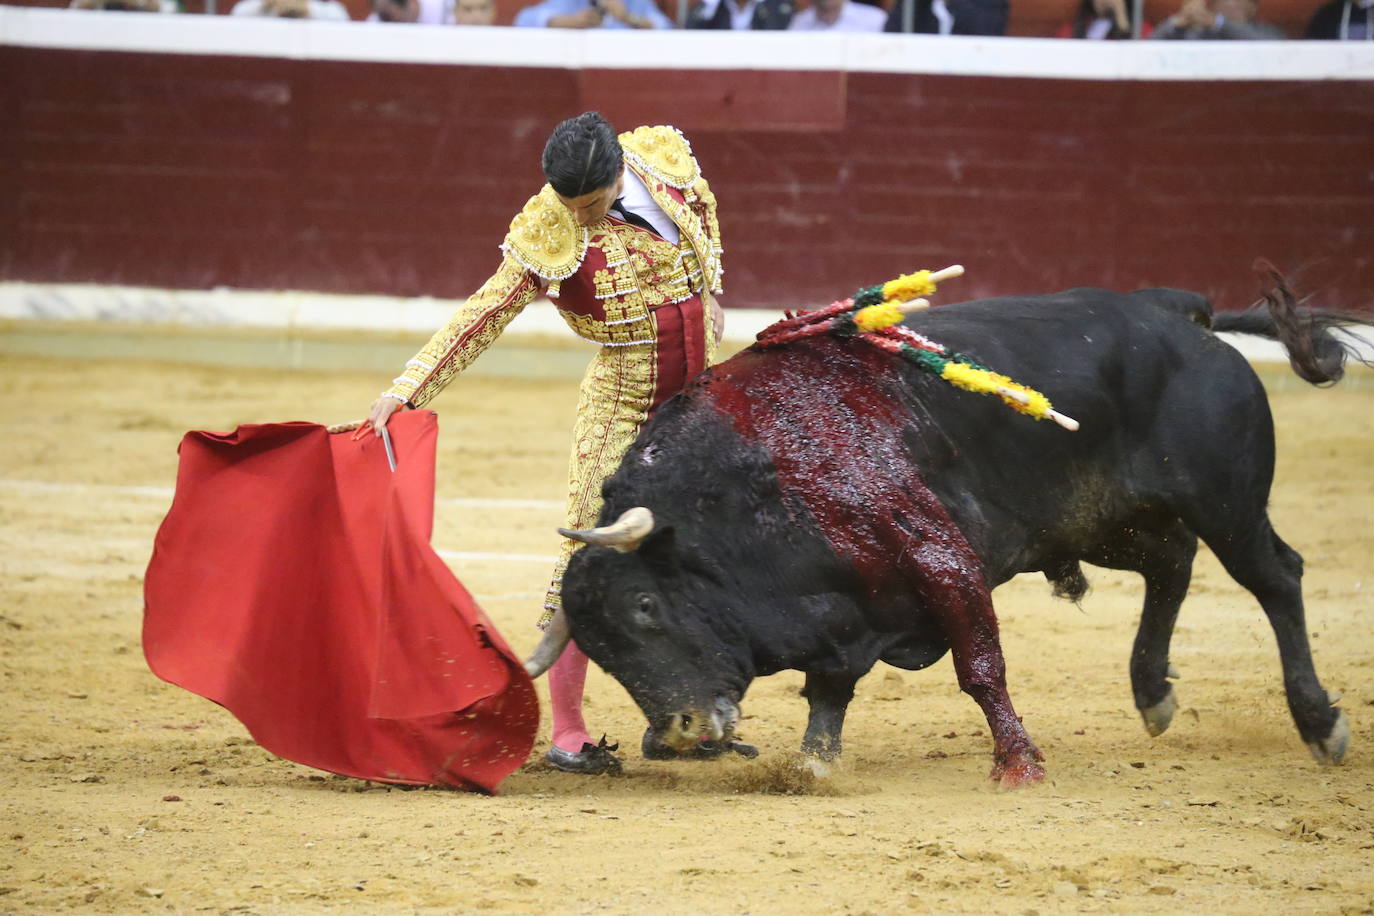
[384, 187, 587, 409]
[383, 254, 541, 409]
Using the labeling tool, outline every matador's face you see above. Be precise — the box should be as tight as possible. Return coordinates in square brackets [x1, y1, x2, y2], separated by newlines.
[556, 174, 625, 227]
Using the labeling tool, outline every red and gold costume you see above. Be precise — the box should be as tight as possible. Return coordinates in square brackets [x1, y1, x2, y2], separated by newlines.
[384, 126, 724, 623]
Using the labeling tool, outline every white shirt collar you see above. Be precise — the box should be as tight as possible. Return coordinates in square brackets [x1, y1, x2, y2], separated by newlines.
[617, 167, 680, 245]
[727, 0, 759, 28]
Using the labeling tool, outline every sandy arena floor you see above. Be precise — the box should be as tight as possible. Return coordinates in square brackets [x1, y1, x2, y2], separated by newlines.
[1, 350, 1372, 915]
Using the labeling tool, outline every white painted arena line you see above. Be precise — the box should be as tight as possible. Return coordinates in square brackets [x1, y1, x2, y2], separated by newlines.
[0, 282, 778, 348]
[437, 550, 557, 566]
[0, 478, 175, 500]
[0, 478, 561, 567]
[439, 496, 562, 512]
[0, 478, 561, 512]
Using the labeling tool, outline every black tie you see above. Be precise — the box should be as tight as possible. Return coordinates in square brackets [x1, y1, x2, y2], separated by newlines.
[610, 199, 659, 236]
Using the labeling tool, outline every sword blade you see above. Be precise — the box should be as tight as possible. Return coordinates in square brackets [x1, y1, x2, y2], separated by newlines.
[380, 426, 397, 472]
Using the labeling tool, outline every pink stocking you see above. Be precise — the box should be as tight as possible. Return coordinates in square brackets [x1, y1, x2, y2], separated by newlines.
[548, 640, 593, 753]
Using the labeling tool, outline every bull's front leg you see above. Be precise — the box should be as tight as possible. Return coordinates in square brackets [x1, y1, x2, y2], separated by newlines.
[931, 581, 1044, 788]
[799, 670, 856, 761]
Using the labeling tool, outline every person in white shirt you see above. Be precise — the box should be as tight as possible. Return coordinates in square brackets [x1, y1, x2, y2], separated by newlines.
[230, 0, 351, 18]
[454, 0, 495, 23]
[514, 0, 673, 28]
[789, 0, 884, 29]
[367, 0, 471, 23]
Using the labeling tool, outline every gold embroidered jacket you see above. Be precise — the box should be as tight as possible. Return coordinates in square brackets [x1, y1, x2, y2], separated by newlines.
[385, 125, 724, 409]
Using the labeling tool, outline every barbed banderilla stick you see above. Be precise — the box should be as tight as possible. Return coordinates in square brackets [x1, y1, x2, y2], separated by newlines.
[995, 386, 1080, 431]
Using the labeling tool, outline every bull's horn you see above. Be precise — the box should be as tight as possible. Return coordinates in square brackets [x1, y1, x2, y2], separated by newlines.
[523, 609, 571, 678]
[557, 507, 655, 553]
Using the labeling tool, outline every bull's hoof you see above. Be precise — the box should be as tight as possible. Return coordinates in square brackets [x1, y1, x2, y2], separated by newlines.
[685, 739, 758, 760]
[799, 740, 841, 762]
[1140, 686, 1178, 737]
[1306, 709, 1349, 766]
[722, 740, 760, 759]
[988, 758, 1046, 790]
[642, 729, 680, 761]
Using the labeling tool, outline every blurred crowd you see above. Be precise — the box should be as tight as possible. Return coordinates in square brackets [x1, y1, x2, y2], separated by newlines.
[65, 0, 1370, 40]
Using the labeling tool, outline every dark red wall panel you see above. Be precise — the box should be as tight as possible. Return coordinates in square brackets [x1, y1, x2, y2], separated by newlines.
[3, 46, 1373, 313]
[580, 68, 847, 132]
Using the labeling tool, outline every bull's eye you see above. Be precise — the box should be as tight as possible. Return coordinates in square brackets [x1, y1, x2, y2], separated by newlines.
[631, 592, 661, 629]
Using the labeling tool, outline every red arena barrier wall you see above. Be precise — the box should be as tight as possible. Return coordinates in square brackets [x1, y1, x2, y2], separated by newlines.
[2, 12, 1373, 312]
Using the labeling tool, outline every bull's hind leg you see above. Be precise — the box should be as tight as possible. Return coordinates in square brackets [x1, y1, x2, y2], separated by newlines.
[1085, 518, 1197, 737]
[1197, 517, 1347, 764]
[1131, 538, 1194, 738]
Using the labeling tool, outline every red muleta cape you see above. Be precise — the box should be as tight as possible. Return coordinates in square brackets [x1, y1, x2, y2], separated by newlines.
[142, 411, 538, 793]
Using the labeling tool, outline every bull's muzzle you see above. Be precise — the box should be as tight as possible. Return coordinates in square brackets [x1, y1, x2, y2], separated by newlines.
[650, 696, 741, 753]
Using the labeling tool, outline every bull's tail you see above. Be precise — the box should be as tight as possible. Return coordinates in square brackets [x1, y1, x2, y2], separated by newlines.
[1211, 259, 1374, 387]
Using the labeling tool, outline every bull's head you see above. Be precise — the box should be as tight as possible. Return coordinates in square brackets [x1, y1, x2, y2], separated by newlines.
[523, 506, 750, 755]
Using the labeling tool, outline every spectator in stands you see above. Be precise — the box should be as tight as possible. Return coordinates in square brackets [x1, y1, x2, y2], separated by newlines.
[368, 0, 423, 20]
[230, 0, 351, 17]
[1305, 0, 1373, 37]
[687, 0, 794, 28]
[790, 0, 885, 29]
[1151, 0, 1283, 37]
[69, 0, 175, 11]
[1055, 0, 1152, 36]
[883, 0, 1008, 34]
[454, 0, 496, 23]
[369, 0, 490, 23]
[514, 0, 673, 27]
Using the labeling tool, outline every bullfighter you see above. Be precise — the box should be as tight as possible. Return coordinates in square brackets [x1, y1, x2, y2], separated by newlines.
[358, 111, 725, 775]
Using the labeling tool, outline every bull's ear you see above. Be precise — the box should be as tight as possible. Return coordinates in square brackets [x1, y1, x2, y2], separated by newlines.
[637, 525, 678, 574]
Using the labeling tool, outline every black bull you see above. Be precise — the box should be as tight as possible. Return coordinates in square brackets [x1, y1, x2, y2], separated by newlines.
[530, 283, 1366, 786]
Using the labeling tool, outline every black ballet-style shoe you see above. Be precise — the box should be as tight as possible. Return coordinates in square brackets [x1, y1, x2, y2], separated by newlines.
[544, 735, 623, 775]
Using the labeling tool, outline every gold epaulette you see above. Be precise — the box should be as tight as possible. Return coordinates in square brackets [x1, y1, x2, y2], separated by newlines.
[502, 185, 588, 281]
[620, 125, 700, 190]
